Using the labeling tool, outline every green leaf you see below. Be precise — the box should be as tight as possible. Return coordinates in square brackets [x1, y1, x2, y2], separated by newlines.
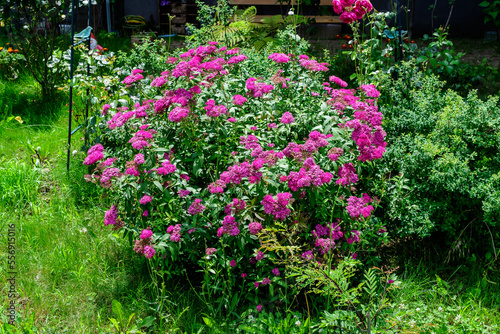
[136, 316, 155, 328]
[111, 300, 124, 323]
[153, 180, 163, 191]
[416, 55, 428, 63]
[203, 317, 213, 328]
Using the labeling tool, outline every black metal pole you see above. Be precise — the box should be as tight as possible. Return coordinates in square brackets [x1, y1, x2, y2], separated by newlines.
[85, 1, 91, 148]
[397, 0, 403, 61]
[67, 0, 76, 172]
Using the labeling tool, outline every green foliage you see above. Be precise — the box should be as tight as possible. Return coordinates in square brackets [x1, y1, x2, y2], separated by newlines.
[115, 39, 169, 75]
[0, 46, 25, 80]
[0, 0, 70, 96]
[377, 62, 500, 249]
[290, 258, 400, 333]
[479, 0, 500, 27]
[187, 0, 308, 50]
[0, 158, 41, 209]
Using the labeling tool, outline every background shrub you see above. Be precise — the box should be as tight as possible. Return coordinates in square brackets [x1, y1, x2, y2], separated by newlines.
[376, 62, 500, 252]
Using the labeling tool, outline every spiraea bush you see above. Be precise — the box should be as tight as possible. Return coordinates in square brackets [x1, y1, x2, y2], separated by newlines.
[82, 35, 392, 312]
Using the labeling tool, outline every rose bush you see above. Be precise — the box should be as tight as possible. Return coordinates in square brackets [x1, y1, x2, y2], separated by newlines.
[83, 41, 390, 308]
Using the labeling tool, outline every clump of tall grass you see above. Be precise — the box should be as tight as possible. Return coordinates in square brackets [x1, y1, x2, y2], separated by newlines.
[0, 158, 42, 208]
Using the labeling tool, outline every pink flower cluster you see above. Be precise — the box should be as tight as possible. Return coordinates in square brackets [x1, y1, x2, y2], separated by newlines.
[280, 112, 295, 124]
[104, 204, 118, 225]
[268, 53, 290, 63]
[299, 58, 329, 72]
[233, 94, 247, 106]
[286, 157, 333, 191]
[123, 68, 144, 85]
[129, 129, 156, 150]
[270, 69, 291, 88]
[282, 131, 329, 162]
[217, 215, 240, 237]
[188, 199, 206, 215]
[217, 161, 263, 187]
[346, 193, 374, 219]
[329, 75, 348, 88]
[157, 160, 177, 175]
[204, 99, 228, 117]
[100, 167, 121, 187]
[248, 222, 262, 235]
[224, 198, 246, 216]
[261, 192, 293, 220]
[167, 224, 182, 242]
[336, 162, 359, 186]
[134, 228, 155, 258]
[312, 222, 344, 254]
[332, 0, 373, 24]
[168, 106, 190, 122]
[246, 78, 274, 97]
[83, 144, 104, 165]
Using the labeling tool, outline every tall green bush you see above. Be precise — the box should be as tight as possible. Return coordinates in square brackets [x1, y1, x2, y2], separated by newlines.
[377, 62, 500, 250]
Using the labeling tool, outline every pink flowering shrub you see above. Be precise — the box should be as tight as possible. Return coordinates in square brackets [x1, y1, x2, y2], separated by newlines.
[83, 43, 390, 308]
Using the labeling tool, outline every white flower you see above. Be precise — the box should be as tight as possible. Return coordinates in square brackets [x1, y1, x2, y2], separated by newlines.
[295, 320, 301, 326]
[399, 303, 405, 310]
[409, 320, 416, 327]
[416, 307, 420, 312]
[455, 314, 461, 321]
[288, 9, 294, 16]
[72, 150, 78, 156]
[438, 306, 443, 312]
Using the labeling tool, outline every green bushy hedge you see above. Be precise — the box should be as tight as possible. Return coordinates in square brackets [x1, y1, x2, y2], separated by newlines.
[377, 62, 500, 248]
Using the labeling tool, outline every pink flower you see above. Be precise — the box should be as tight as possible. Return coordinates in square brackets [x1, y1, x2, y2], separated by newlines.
[104, 205, 118, 225]
[256, 251, 265, 261]
[268, 53, 290, 63]
[261, 193, 293, 220]
[329, 75, 348, 88]
[272, 268, 280, 276]
[101, 104, 111, 115]
[233, 94, 247, 106]
[257, 305, 263, 312]
[280, 112, 295, 124]
[143, 210, 148, 217]
[168, 106, 189, 122]
[302, 250, 313, 260]
[206, 247, 217, 255]
[336, 163, 359, 186]
[241, 273, 248, 278]
[178, 189, 191, 197]
[143, 245, 155, 258]
[230, 260, 236, 267]
[346, 194, 373, 218]
[267, 123, 277, 129]
[360, 84, 380, 98]
[140, 228, 153, 239]
[227, 117, 237, 123]
[134, 153, 145, 164]
[248, 222, 262, 235]
[262, 277, 271, 285]
[188, 199, 206, 215]
[140, 195, 152, 205]
[126, 167, 140, 177]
